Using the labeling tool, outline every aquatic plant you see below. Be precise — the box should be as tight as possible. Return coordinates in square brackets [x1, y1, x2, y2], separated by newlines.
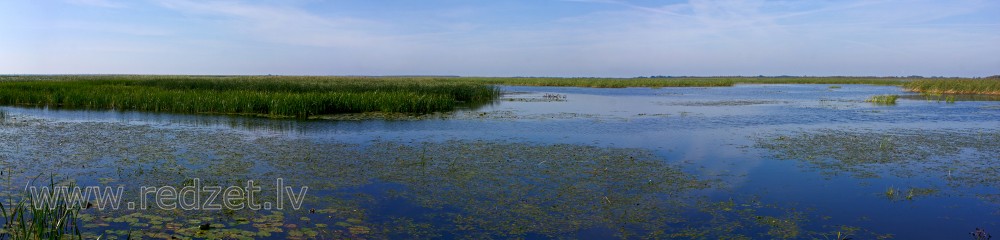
[820, 230, 852, 240]
[0, 177, 83, 240]
[920, 93, 962, 103]
[0, 75, 501, 118]
[865, 95, 898, 105]
[884, 186, 897, 200]
[759, 129, 1000, 180]
[971, 227, 992, 240]
[905, 79, 1000, 95]
[758, 128, 998, 209]
[541, 93, 566, 100]
[879, 186, 937, 202]
[1, 75, 994, 120]
[0, 115, 907, 239]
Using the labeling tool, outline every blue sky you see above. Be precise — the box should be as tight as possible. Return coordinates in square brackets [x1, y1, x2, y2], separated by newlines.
[1, 0, 998, 77]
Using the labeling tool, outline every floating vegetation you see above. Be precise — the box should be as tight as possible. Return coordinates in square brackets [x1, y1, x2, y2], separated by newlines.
[880, 186, 937, 202]
[682, 197, 890, 240]
[865, 95, 899, 105]
[884, 186, 897, 200]
[449, 110, 613, 121]
[0, 117, 894, 239]
[542, 93, 566, 100]
[759, 129, 1000, 179]
[971, 227, 992, 240]
[498, 92, 568, 102]
[659, 100, 788, 107]
[758, 129, 1000, 204]
[829, 85, 842, 89]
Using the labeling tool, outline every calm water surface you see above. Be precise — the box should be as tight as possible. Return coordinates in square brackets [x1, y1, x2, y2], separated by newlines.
[1, 84, 998, 239]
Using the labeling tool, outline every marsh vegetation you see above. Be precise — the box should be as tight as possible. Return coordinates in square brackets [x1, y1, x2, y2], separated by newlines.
[0, 75, 501, 118]
[1, 82, 998, 239]
[905, 79, 1000, 95]
[865, 95, 899, 105]
[1, 75, 999, 119]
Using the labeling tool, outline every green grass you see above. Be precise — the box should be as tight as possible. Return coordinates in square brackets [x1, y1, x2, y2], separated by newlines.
[0, 75, 501, 118]
[865, 95, 899, 105]
[904, 79, 1000, 95]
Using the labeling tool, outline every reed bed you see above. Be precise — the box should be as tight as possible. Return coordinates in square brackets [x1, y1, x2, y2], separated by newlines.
[0, 76, 501, 118]
[904, 79, 1000, 95]
[734, 77, 907, 85]
[866, 95, 899, 105]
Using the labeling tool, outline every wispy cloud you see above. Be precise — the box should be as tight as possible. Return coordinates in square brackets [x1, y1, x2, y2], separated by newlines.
[4, 0, 997, 76]
[155, 0, 386, 47]
[66, 0, 124, 8]
[539, 0, 1000, 76]
[56, 21, 172, 36]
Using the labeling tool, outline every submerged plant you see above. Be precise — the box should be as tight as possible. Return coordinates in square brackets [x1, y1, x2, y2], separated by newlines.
[884, 186, 897, 200]
[971, 227, 992, 240]
[541, 93, 566, 100]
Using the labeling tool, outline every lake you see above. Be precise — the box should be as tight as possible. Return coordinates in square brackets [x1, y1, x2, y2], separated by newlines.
[1, 84, 997, 239]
